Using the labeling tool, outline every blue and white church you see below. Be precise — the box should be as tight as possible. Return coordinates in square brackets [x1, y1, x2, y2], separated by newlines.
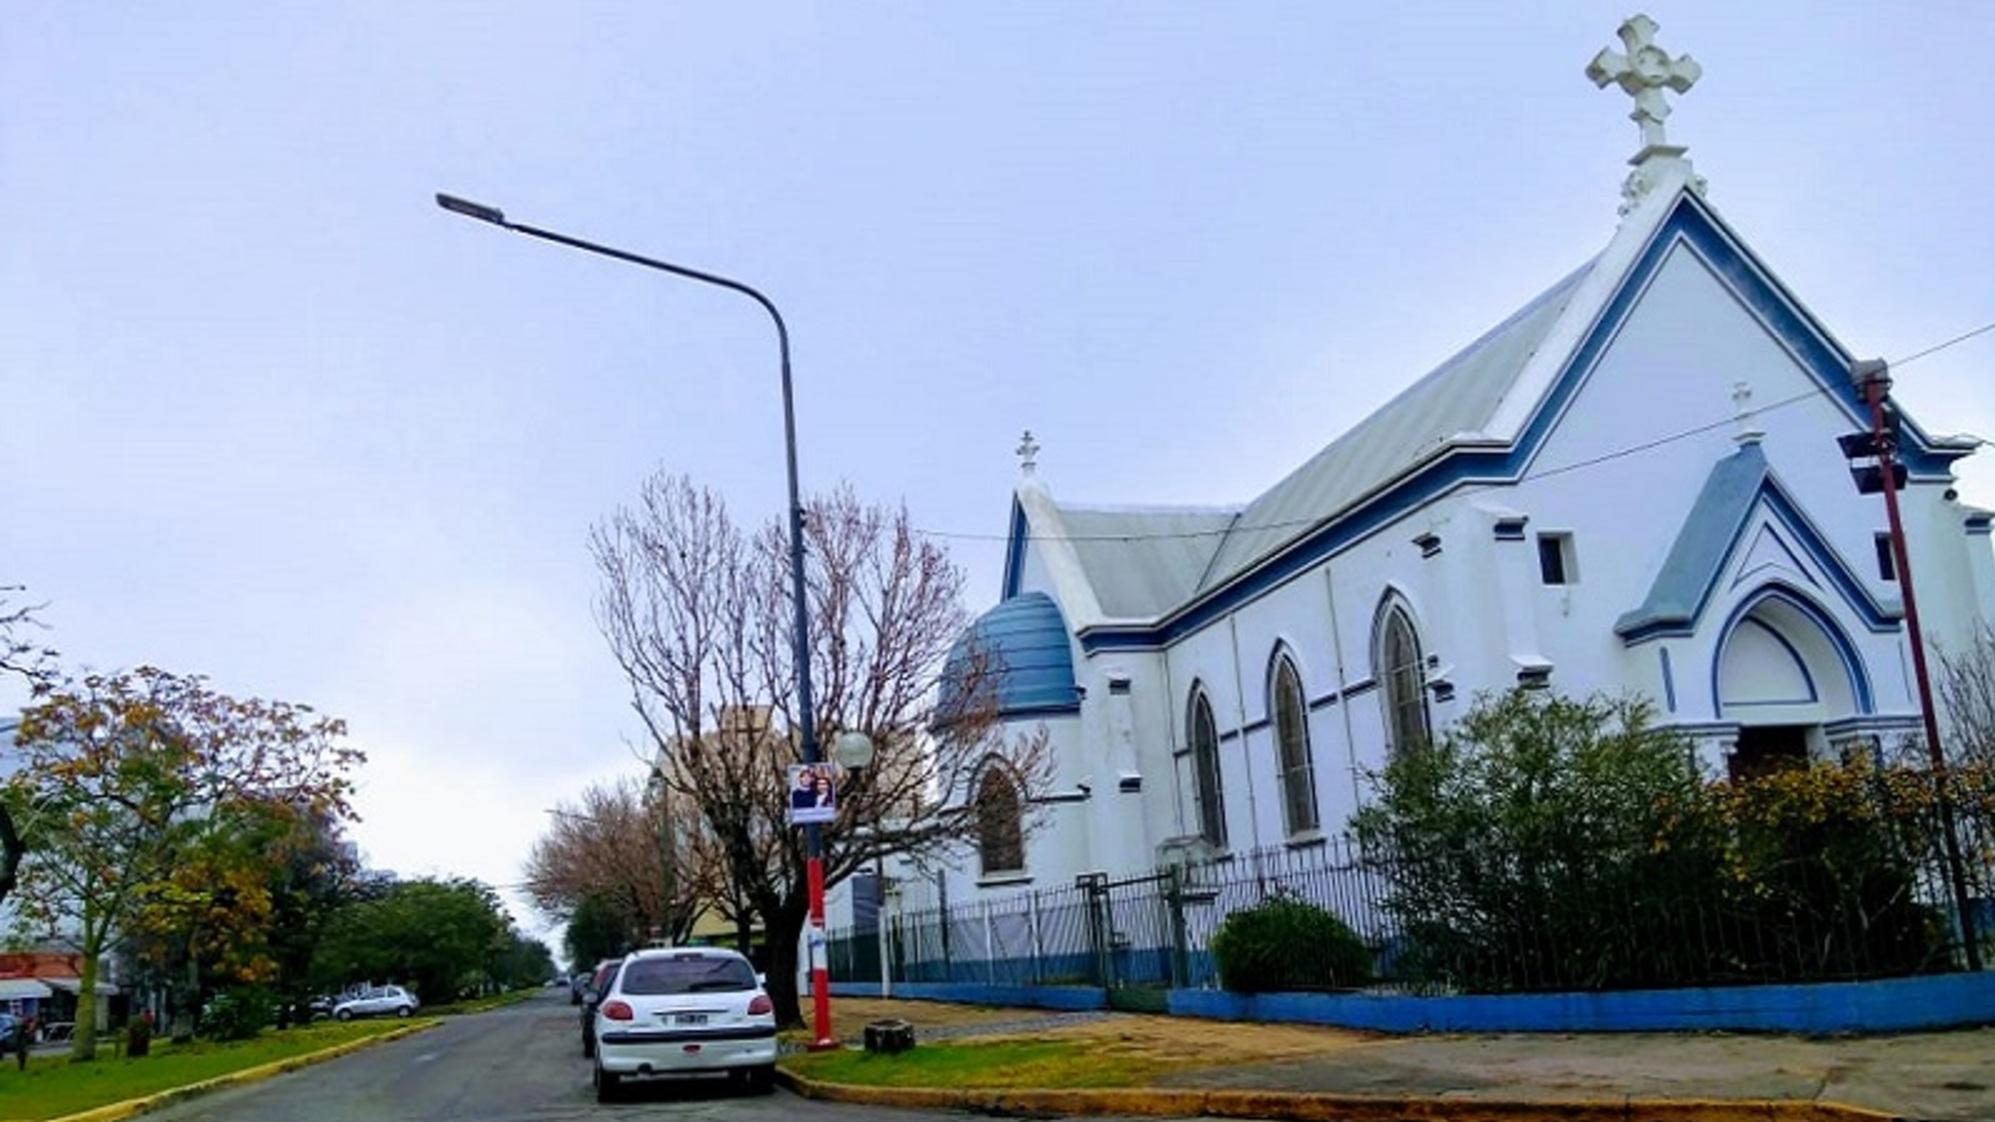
[888, 16, 1995, 914]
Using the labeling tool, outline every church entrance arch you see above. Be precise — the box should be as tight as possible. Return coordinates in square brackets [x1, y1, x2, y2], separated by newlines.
[1712, 585, 1873, 773]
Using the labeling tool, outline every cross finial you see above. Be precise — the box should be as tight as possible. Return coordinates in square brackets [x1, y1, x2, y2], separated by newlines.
[1015, 430, 1041, 476]
[1587, 14, 1701, 155]
[1731, 381, 1764, 446]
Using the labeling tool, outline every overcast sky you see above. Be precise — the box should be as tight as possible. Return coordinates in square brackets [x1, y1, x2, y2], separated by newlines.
[5, 3, 1992, 947]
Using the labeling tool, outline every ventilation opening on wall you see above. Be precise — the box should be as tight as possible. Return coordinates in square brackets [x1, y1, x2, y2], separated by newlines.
[1538, 532, 1577, 585]
[1107, 676, 1132, 695]
[1874, 533, 1896, 582]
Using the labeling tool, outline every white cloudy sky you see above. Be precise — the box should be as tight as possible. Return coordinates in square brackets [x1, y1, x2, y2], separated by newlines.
[4, 3, 1992, 945]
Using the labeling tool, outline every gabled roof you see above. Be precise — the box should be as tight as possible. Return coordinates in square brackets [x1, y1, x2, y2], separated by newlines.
[1614, 442, 1900, 643]
[1049, 504, 1239, 620]
[1197, 260, 1597, 593]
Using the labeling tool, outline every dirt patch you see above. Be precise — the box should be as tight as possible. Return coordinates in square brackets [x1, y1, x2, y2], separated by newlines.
[994, 1011, 1383, 1070]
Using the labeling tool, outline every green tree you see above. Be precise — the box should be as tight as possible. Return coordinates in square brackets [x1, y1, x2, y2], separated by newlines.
[6, 668, 362, 1060]
[313, 877, 509, 1002]
[562, 893, 638, 970]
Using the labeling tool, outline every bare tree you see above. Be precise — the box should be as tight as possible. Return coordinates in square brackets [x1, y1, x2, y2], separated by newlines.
[1937, 622, 1995, 769]
[592, 474, 1050, 1024]
[522, 777, 706, 945]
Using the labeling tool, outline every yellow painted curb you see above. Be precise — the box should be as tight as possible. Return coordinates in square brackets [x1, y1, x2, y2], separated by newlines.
[774, 1067, 1904, 1122]
[46, 1019, 440, 1122]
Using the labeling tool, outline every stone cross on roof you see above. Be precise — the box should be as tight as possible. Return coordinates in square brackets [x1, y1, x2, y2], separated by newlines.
[1586, 14, 1701, 157]
[1016, 430, 1041, 476]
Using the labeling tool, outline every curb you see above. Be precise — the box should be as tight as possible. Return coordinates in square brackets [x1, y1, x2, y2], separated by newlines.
[47, 1019, 440, 1122]
[774, 1068, 1904, 1122]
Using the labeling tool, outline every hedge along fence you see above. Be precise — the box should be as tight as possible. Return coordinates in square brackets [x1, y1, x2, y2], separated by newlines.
[830, 759, 1995, 998]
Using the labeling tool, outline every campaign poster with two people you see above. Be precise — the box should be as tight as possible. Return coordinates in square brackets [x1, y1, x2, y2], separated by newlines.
[786, 762, 840, 825]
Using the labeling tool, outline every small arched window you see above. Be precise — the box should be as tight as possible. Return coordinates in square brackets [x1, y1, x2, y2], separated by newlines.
[1270, 653, 1319, 836]
[1376, 601, 1431, 757]
[1188, 688, 1227, 846]
[976, 766, 1025, 875]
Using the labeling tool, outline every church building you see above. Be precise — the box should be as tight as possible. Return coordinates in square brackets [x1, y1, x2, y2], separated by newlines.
[898, 16, 1995, 913]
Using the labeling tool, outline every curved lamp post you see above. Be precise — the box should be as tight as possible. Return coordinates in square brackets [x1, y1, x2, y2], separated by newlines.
[437, 193, 838, 1047]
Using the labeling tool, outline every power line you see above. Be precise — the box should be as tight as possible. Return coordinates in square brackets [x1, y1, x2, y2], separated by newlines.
[917, 317, 1995, 546]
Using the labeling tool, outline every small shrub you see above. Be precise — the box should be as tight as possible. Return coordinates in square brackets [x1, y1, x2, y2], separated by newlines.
[1209, 894, 1372, 993]
[200, 986, 275, 1041]
[126, 1012, 154, 1057]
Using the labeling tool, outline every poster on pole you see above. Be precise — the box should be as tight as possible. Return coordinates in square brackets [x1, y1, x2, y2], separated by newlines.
[786, 762, 839, 825]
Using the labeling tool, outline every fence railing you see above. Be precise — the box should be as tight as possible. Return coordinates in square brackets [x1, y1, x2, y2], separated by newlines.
[830, 789, 1995, 996]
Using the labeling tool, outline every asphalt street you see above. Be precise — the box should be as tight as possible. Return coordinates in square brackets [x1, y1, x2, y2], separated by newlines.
[142, 989, 967, 1122]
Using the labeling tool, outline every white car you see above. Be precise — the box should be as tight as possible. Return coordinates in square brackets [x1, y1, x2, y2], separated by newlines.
[332, 985, 419, 1021]
[591, 947, 776, 1101]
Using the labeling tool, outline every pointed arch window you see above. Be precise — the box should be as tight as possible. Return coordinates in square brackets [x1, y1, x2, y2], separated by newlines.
[976, 766, 1025, 875]
[1270, 653, 1319, 836]
[1188, 688, 1227, 846]
[1376, 601, 1431, 757]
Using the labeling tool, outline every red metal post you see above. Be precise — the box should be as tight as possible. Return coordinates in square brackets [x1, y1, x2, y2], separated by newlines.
[1863, 374, 1983, 970]
[807, 855, 835, 1049]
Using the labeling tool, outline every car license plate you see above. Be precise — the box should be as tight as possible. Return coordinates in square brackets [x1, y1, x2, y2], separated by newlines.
[676, 1013, 708, 1026]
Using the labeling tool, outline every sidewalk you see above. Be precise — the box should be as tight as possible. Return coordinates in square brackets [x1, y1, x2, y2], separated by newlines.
[813, 999, 1995, 1121]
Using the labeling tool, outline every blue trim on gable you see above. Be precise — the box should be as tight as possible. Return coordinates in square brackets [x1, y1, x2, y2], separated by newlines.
[1710, 584, 1874, 715]
[1615, 444, 1900, 645]
[1968, 512, 1993, 537]
[1000, 497, 1029, 601]
[1659, 647, 1677, 712]
[1074, 193, 1957, 656]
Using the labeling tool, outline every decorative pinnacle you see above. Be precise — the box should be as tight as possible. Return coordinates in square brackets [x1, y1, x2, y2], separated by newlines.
[1586, 14, 1702, 157]
[1732, 381, 1764, 446]
[1016, 430, 1041, 476]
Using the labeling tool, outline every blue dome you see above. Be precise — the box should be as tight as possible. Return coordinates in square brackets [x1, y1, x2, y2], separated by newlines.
[937, 592, 1080, 723]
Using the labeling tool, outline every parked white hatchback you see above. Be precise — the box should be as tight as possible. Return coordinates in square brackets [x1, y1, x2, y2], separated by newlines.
[591, 947, 776, 1101]
[332, 985, 418, 1021]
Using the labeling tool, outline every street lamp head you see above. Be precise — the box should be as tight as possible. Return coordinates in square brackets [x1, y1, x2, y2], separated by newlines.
[1850, 357, 1892, 394]
[435, 193, 507, 226]
[832, 731, 876, 770]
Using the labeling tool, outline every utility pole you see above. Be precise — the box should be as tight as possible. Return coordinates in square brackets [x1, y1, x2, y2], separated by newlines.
[1843, 357, 1982, 970]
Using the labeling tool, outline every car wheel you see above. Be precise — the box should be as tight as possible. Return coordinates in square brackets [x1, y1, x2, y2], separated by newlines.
[593, 1061, 620, 1103]
[335, 1009, 353, 1022]
[396, 1006, 411, 1018]
[745, 1065, 775, 1095]
[581, 1031, 594, 1059]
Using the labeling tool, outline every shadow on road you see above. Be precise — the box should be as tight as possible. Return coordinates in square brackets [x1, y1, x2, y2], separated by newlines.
[603, 1072, 775, 1106]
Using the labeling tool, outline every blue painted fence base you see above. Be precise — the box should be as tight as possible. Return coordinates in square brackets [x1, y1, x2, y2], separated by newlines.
[836, 973, 1995, 1034]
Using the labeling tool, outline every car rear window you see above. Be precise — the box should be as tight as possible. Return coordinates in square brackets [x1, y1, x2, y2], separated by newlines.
[619, 955, 756, 995]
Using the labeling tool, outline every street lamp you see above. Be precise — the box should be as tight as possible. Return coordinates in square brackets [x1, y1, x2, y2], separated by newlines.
[439, 192, 839, 1047]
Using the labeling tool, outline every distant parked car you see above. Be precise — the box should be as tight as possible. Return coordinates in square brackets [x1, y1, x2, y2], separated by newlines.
[0, 1012, 19, 1056]
[579, 958, 622, 1059]
[333, 985, 419, 1021]
[590, 946, 776, 1102]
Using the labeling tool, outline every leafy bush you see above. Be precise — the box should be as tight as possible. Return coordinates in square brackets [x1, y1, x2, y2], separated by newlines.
[1351, 688, 1959, 992]
[1209, 894, 1372, 993]
[200, 986, 275, 1041]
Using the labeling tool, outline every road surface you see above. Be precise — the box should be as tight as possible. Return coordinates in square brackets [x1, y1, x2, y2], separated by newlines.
[145, 989, 974, 1122]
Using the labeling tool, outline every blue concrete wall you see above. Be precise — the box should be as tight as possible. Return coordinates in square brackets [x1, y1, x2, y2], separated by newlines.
[1169, 972, 1995, 1033]
[839, 972, 1995, 1033]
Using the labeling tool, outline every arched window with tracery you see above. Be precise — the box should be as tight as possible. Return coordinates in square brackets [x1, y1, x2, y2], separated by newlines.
[1187, 687, 1227, 846]
[976, 765, 1025, 875]
[1270, 652, 1319, 836]
[1375, 599, 1431, 758]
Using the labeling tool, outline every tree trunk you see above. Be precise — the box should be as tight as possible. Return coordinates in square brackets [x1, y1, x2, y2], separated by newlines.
[0, 805, 22, 912]
[763, 907, 807, 1027]
[735, 911, 753, 957]
[70, 935, 100, 1062]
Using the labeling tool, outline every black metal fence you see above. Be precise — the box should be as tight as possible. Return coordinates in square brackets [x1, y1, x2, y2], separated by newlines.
[829, 789, 1995, 996]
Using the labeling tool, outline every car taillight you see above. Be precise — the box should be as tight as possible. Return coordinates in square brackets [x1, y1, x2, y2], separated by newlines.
[747, 994, 772, 1016]
[600, 1000, 634, 1021]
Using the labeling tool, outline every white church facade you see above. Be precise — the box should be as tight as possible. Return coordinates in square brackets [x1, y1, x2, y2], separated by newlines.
[874, 17, 1995, 918]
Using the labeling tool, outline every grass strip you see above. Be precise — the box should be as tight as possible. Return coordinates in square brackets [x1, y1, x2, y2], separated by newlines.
[780, 1039, 1171, 1090]
[0, 1019, 416, 1122]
